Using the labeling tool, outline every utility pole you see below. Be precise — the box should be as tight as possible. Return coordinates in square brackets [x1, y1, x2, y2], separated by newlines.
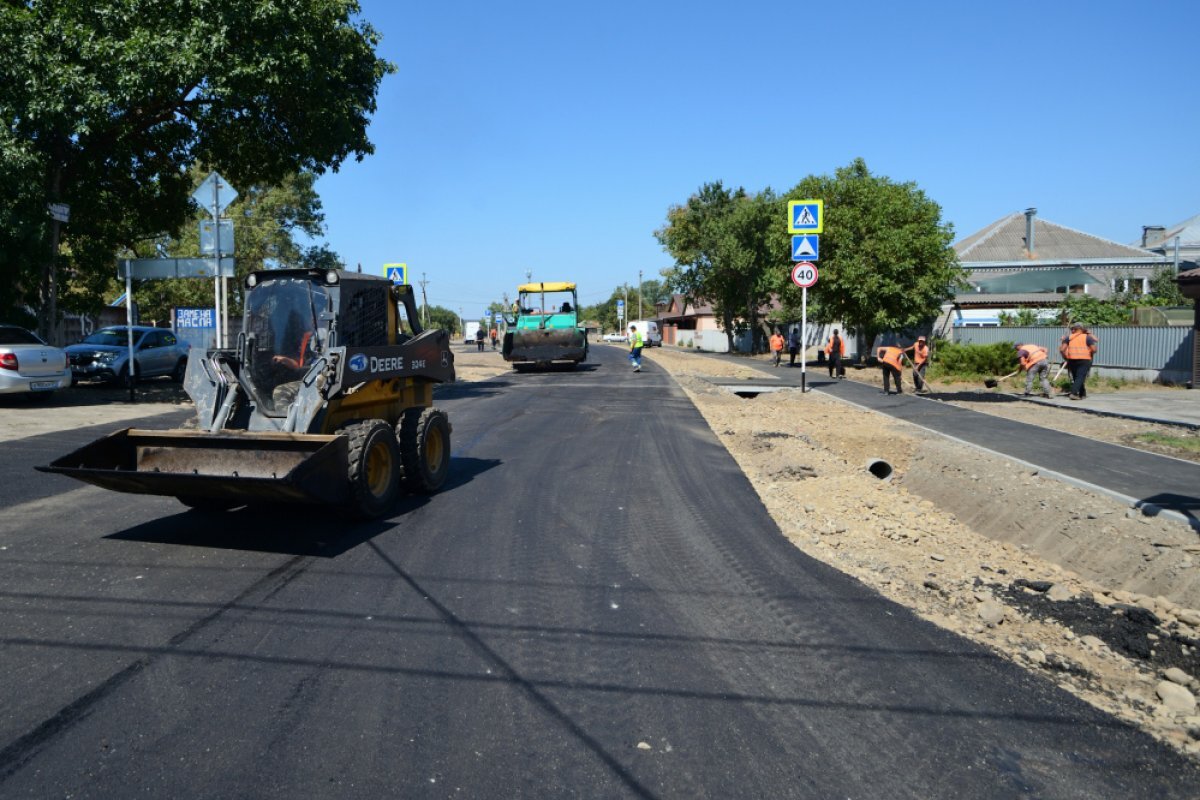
[638, 269, 643, 320]
[525, 269, 532, 284]
[458, 306, 464, 338]
[418, 272, 429, 327]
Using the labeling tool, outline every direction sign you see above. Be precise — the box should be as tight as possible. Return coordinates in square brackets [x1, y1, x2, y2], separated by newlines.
[791, 234, 819, 261]
[47, 203, 70, 223]
[787, 199, 823, 234]
[383, 263, 408, 284]
[791, 262, 818, 288]
[199, 220, 235, 255]
[192, 172, 238, 218]
[119, 257, 235, 279]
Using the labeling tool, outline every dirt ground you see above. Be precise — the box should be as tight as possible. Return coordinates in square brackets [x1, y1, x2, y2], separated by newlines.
[588, 344, 1200, 759]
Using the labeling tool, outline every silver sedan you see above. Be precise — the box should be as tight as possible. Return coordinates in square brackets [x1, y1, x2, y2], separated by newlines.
[0, 325, 71, 400]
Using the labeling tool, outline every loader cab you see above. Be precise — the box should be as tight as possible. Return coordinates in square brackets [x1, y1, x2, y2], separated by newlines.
[244, 274, 331, 416]
[242, 270, 422, 417]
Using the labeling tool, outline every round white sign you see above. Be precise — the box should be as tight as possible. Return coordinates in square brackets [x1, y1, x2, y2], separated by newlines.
[791, 262, 818, 288]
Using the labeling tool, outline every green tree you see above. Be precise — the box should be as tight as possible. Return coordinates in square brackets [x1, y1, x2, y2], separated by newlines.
[0, 0, 394, 341]
[425, 305, 460, 336]
[774, 159, 966, 345]
[1057, 293, 1132, 326]
[657, 183, 783, 352]
[1146, 266, 1187, 306]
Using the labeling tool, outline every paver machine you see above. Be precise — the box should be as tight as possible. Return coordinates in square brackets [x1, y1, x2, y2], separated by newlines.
[502, 281, 588, 370]
[39, 269, 455, 519]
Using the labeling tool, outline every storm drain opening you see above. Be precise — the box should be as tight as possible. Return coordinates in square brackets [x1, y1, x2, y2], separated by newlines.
[719, 385, 788, 400]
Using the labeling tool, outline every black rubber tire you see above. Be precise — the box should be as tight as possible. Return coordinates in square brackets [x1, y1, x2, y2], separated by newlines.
[171, 358, 187, 382]
[177, 495, 240, 512]
[398, 407, 451, 493]
[342, 419, 402, 519]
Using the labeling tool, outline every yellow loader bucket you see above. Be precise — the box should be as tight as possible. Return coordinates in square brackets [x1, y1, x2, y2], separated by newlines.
[37, 429, 351, 506]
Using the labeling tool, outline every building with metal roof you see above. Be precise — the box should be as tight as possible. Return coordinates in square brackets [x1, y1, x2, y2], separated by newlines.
[946, 208, 1174, 326]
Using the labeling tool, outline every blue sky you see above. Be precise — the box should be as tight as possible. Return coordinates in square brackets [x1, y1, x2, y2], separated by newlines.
[311, 0, 1199, 319]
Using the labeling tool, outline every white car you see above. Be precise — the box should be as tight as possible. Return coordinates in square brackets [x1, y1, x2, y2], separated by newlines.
[0, 324, 71, 400]
[602, 332, 628, 343]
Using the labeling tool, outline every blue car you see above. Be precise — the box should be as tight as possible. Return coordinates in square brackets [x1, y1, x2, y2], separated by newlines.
[66, 326, 190, 386]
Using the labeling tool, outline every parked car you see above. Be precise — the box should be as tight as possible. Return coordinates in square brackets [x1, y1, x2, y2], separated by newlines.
[602, 332, 628, 343]
[66, 326, 190, 386]
[0, 324, 71, 400]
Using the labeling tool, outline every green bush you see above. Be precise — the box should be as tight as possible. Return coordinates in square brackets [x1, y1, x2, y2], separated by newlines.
[932, 341, 1018, 377]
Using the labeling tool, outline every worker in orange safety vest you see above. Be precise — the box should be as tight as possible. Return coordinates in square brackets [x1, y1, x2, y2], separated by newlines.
[1015, 343, 1051, 398]
[876, 345, 905, 394]
[902, 335, 931, 393]
[824, 329, 846, 378]
[1058, 322, 1098, 400]
[768, 329, 785, 367]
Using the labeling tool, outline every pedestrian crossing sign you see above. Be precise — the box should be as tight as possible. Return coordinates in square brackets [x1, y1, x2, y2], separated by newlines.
[787, 199, 823, 234]
[383, 263, 407, 285]
[791, 235, 819, 261]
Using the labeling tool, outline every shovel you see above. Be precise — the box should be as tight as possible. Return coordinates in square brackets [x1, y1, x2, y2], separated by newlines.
[983, 369, 1020, 389]
[901, 352, 931, 394]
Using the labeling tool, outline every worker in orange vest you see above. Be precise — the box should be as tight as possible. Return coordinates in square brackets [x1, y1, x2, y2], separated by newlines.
[876, 345, 905, 394]
[490, 327, 498, 350]
[902, 335, 930, 393]
[768, 329, 785, 367]
[824, 329, 846, 378]
[1015, 343, 1051, 398]
[1058, 322, 1098, 400]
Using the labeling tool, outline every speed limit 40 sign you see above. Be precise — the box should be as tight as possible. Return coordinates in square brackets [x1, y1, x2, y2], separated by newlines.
[791, 261, 818, 288]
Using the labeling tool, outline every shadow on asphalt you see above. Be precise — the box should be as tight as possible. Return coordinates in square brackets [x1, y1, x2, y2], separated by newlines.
[103, 457, 501, 556]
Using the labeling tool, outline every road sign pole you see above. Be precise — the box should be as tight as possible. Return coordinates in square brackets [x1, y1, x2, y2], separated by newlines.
[212, 181, 223, 348]
[125, 269, 135, 403]
[801, 286, 807, 393]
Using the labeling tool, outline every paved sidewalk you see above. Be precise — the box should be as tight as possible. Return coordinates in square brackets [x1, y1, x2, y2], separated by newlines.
[1024, 389, 1200, 428]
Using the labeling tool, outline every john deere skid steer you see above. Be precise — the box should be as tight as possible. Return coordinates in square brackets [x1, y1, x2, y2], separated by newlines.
[39, 269, 455, 519]
[502, 281, 587, 370]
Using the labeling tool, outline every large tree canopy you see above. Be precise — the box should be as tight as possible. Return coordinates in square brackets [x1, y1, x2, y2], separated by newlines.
[657, 182, 784, 351]
[0, 0, 394, 338]
[775, 158, 965, 344]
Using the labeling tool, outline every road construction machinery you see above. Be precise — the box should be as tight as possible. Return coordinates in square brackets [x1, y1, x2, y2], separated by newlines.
[502, 282, 588, 370]
[39, 269, 455, 519]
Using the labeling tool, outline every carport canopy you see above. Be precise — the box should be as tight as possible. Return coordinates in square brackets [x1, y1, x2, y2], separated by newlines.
[971, 267, 1102, 294]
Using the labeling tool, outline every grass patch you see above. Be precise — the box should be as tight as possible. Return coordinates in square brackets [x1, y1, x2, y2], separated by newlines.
[1132, 432, 1200, 453]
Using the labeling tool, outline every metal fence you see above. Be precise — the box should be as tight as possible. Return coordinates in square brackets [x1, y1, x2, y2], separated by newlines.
[950, 326, 1194, 371]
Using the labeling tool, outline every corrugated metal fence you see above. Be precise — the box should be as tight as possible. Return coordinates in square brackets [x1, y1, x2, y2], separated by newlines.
[950, 326, 1194, 371]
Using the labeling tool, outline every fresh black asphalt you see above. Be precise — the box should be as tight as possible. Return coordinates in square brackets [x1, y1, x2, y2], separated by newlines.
[0, 344, 1198, 797]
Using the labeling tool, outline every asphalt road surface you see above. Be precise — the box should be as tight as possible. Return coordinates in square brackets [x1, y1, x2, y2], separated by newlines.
[2, 345, 1198, 798]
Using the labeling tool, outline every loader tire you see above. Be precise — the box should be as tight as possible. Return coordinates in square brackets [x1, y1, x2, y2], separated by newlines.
[343, 419, 402, 519]
[398, 407, 451, 494]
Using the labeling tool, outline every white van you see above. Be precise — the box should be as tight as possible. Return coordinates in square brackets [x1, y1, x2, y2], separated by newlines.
[628, 320, 661, 347]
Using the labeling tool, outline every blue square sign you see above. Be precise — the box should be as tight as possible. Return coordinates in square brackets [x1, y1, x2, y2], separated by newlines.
[791, 235, 819, 261]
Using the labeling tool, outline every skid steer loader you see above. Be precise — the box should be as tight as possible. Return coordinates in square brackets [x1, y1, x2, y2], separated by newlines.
[39, 269, 455, 519]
